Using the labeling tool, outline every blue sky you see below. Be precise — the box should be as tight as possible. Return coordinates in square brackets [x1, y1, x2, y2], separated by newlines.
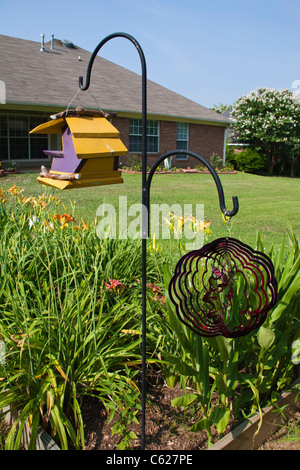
[1, 0, 300, 108]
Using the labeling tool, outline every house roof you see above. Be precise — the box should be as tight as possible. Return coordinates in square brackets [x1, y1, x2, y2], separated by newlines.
[0, 34, 230, 126]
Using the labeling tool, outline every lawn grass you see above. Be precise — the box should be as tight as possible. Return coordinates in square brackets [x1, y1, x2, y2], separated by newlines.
[1, 170, 299, 250]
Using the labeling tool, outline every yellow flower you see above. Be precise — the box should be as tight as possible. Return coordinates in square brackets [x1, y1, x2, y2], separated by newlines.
[192, 217, 212, 236]
[222, 213, 231, 224]
[20, 195, 37, 207]
[7, 185, 24, 197]
[80, 217, 89, 230]
[48, 194, 61, 206]
[149, 233, 162, 253]
[0, 188, 7, 203]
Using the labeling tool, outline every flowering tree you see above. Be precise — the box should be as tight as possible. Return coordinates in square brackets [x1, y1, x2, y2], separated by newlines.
[232, 88, 300, 175]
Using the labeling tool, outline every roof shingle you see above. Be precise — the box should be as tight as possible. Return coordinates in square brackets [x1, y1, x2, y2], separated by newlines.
[0, 34, 230, 125]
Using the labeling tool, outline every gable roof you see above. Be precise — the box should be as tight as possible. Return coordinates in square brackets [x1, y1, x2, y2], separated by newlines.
[0, 34, 230, 126]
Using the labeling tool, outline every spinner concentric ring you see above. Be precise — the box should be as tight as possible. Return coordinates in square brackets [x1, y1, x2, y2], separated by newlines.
[168, 237, 278, 338]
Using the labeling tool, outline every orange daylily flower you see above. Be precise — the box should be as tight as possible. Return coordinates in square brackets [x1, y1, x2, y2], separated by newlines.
[53, 213, 76, 229]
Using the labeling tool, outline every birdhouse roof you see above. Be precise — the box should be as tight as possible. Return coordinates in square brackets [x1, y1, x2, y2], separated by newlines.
[30, 115, 128, 158]
[30, 115, 121, 138]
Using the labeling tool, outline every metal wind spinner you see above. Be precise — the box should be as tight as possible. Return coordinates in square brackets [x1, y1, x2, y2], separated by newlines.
[168, 236, 278, 338]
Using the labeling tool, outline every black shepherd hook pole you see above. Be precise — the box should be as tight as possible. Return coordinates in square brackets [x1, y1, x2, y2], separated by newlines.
[79, 32, 239, 451]
[79, 32, 148, 450]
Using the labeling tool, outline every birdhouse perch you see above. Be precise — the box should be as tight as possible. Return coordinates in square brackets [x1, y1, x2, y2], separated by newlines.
[30, 107, 128, 189]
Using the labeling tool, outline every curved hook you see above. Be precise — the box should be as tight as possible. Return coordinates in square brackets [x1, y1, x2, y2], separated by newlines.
[78, 31, 148, 189]
[146, 150, 239, 218]
[79, 32, 147, 92]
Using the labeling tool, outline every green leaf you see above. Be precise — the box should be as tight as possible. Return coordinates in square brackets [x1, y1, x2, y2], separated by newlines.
[162, 352, 197, 377]
[50, 405, 69, 450]
[271, 270, 300, 323]
[162, 263, 172, 291]
[164, 370, 178, 388]
[257, 326, 275, 350]
[28, 411, 40, 450]
[197, 338, 210, 402]
[190, 418, 208, 432]
[210, 406, 231, 434]
[171, 393, 198, 407]
[214, 336, 232, 362]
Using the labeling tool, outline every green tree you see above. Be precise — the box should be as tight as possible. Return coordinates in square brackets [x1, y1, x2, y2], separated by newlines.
[232, 88, 300, 175]
[210, 103, 231, 114]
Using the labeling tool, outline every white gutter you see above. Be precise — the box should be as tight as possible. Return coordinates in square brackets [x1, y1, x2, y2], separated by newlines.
[223, 127, 227, 166]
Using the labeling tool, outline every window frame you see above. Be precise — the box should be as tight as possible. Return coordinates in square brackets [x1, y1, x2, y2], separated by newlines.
[0, 114, 50, 161]
[129, 118, 159, 154]
[176, 122, 189, 161]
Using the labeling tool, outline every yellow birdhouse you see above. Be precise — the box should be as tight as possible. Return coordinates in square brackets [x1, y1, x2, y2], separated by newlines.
[30, 108, 127, 189]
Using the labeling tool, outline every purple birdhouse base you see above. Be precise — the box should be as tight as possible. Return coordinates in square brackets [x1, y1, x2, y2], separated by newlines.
[44, 125, 84, 174]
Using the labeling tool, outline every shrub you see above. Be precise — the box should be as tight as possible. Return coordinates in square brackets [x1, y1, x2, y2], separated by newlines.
[225, 146, 237, 169]
[226, 147, 266, 174]
[126, 154, 142, 171]
[210, 153, 223, 169]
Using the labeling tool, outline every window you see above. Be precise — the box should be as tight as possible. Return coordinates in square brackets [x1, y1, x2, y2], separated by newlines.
[29, 117, 49, 160]
[129, 119, 159, 153]
[8, 116, 29, 160]
[0, 116, 8, 160]
[0, 115, 49, 160]
[176, 122, 188, 160]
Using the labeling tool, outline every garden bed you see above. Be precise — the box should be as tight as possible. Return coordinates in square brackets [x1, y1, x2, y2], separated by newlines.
[81, 377, 300, 451]
[3, 377, 299, 451]
[0, 169, 18, 177]
[121, 168, 237, 175]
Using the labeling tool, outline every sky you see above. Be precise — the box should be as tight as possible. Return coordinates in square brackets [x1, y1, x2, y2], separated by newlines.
[1, 0, 300, 109]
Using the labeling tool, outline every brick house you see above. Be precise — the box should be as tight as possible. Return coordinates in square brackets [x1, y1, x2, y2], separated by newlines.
[0, 34, 230, 169]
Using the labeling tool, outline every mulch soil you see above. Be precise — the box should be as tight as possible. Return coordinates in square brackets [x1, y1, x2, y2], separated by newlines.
[79, 373, 300, 451]
[81, 380, 221, 451]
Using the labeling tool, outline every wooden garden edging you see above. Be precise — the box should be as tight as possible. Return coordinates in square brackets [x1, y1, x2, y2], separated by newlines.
[208, 378, 300, 450]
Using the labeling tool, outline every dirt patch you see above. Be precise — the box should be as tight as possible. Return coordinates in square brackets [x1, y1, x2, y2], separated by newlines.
[82, 382, 218, 451]
[81, 379, 300, 451]
[79, 370, 241, 451]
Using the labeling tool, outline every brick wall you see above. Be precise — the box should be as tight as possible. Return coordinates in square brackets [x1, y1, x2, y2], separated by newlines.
[189, 123, 225, 160]
[113, 117, 226, 169]
[112, 116, 129, 149]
